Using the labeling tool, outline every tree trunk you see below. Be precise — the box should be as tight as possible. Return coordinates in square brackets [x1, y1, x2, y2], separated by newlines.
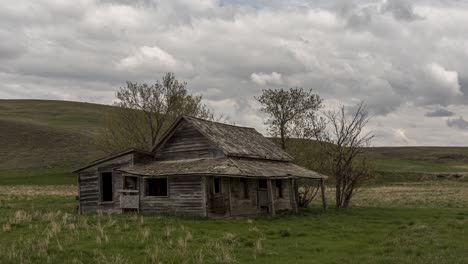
[335, 176, 342, 208]
[280, 127, 286, 150]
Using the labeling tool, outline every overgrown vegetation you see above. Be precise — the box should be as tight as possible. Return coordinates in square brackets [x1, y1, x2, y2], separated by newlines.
[0, 184, 467, 263]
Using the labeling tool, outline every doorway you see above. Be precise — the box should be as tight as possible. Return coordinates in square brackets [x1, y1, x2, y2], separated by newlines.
[101, 172, 113, 202]
[257, 179, 269, 212]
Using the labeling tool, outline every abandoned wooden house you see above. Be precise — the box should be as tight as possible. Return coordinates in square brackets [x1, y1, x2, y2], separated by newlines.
[73, 116, 327, 217]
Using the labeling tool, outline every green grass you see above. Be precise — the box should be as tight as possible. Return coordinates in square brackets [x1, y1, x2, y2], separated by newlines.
[0, 187, 467, 264]
[287, 139, 468, 184]
[0, 100, 107, 173]
[0, 99, 111, 136]
[0, 169, 76, 185]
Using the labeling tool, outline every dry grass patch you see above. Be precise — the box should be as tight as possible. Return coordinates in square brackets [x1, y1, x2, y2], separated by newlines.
[349, 182, 468, 208]
[0, 185, 76, 197]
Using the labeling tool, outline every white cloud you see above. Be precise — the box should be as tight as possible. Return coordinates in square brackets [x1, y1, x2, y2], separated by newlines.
[82, 4, 144, 30]
[2, 0, 468, 145]
[425, 63, 461, 96]
[204, 98, 239, 118]
[116, 45, 184, 71]
[250, 72, 283, 86]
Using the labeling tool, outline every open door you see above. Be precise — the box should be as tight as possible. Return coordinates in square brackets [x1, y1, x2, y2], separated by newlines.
[209, 176, 226, 215]
[100, 172, 113, 202]
[257, 179, 269, 213]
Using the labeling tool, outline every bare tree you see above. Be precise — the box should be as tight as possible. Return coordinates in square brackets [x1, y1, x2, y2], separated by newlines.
[313, 102, 374, 209]
[296, 179, 321, 208]
[96, 73, 213, 153]
[255, 88, 323, 150]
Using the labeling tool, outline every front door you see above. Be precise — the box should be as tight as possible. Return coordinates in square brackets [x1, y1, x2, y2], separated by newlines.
[209, 176, 226, 215]
[257, 179, 269, 212]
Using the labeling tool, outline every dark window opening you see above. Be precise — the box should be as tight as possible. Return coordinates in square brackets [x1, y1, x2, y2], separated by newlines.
[124, 176, 138, 190]
[145, 178, 168, 197]
[240, 178, 249, 198]
[213, 177, 221, 194]
[101, 172, 113, 202]
[258, 179, 267, 189]
[276, 180, 283, 198]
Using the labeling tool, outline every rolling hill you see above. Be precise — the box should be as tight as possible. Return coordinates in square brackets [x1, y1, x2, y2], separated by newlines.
[0, 100, 110, 184]
[1, 99, 468, 185]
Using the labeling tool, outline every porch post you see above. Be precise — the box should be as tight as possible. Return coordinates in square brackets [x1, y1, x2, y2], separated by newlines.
[289, 178, 298, 213]
[228, 177, 233, 216]
[320, 178, 327, 210]
[267, 179, 276, 216]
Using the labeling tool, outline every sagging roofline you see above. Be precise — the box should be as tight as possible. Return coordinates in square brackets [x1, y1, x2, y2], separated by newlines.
[71, 148, 153, 174]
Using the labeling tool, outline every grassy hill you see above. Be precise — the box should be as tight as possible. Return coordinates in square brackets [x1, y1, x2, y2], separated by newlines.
[0, 100, 110, 184]
[287, 139, 468, 184]
[1, 99, 468, 185]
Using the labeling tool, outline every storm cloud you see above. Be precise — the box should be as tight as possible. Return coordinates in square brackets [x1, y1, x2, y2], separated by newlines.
[1, 0, 468, 146]
[447, 117, 468, 130]
[425, 107, 456, 117]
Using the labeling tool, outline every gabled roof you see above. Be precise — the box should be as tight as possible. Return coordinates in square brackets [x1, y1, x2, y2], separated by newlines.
[153, 116, 293, 161]
[72, 148, 153, 173]
[118, 157, 327, 179]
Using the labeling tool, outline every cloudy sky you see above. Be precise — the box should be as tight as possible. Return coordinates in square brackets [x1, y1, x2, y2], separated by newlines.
[1, 0, 468, 146]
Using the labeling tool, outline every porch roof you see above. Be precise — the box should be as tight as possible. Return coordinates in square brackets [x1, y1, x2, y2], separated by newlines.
[118, 157, 327, 179]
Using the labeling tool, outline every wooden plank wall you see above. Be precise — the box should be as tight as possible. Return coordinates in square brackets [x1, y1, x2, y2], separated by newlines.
[140, 176, 205, 216]
[228, 178, 259, 216]
[78, 154, 133, 213]
[273, 179, 293, 211]
[155, 121, 224, 161]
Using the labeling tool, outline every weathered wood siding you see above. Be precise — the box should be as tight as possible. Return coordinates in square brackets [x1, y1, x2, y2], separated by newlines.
[140, 176, 205, 216]
[78, 170, 99, 213]
[205, 176, 230, 217]
[273, 179, 293, 211]
[78, 154, 133, 213]
[155, 121, 224, 161]
[228, 178, 259, 216]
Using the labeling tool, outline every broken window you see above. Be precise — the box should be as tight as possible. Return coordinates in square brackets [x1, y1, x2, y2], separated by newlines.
[124, 176, 138, 190]
[240, 178, 249, 198]
[145, 178, 168, 197]
[213, 177, 221, 194]
[275, 179, 283, 198]
[101, 172, 113, 202]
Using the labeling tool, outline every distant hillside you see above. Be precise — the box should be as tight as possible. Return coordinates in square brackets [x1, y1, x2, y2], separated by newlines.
[1, 99, 468, 185]
[285, 139, 468, 184]
[0, 100, 110, 174]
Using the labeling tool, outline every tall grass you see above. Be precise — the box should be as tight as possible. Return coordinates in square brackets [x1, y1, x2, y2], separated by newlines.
[0, 184, 467, 263]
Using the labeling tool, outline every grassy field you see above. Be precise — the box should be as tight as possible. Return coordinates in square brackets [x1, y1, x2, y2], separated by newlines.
[0, 183, 467, 264]
[1, 99, 468, 263]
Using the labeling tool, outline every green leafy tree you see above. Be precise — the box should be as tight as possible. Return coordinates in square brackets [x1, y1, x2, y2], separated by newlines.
[255, 87, 323, 150]
[96, 73, 212, 153]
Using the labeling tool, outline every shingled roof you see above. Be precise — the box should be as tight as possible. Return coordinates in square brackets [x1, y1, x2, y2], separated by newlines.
[153, 116, 293, 161]
[119, 157, 326, 179]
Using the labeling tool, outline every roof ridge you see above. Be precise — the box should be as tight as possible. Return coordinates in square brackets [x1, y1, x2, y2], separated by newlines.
[182, 115, 257, 130]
